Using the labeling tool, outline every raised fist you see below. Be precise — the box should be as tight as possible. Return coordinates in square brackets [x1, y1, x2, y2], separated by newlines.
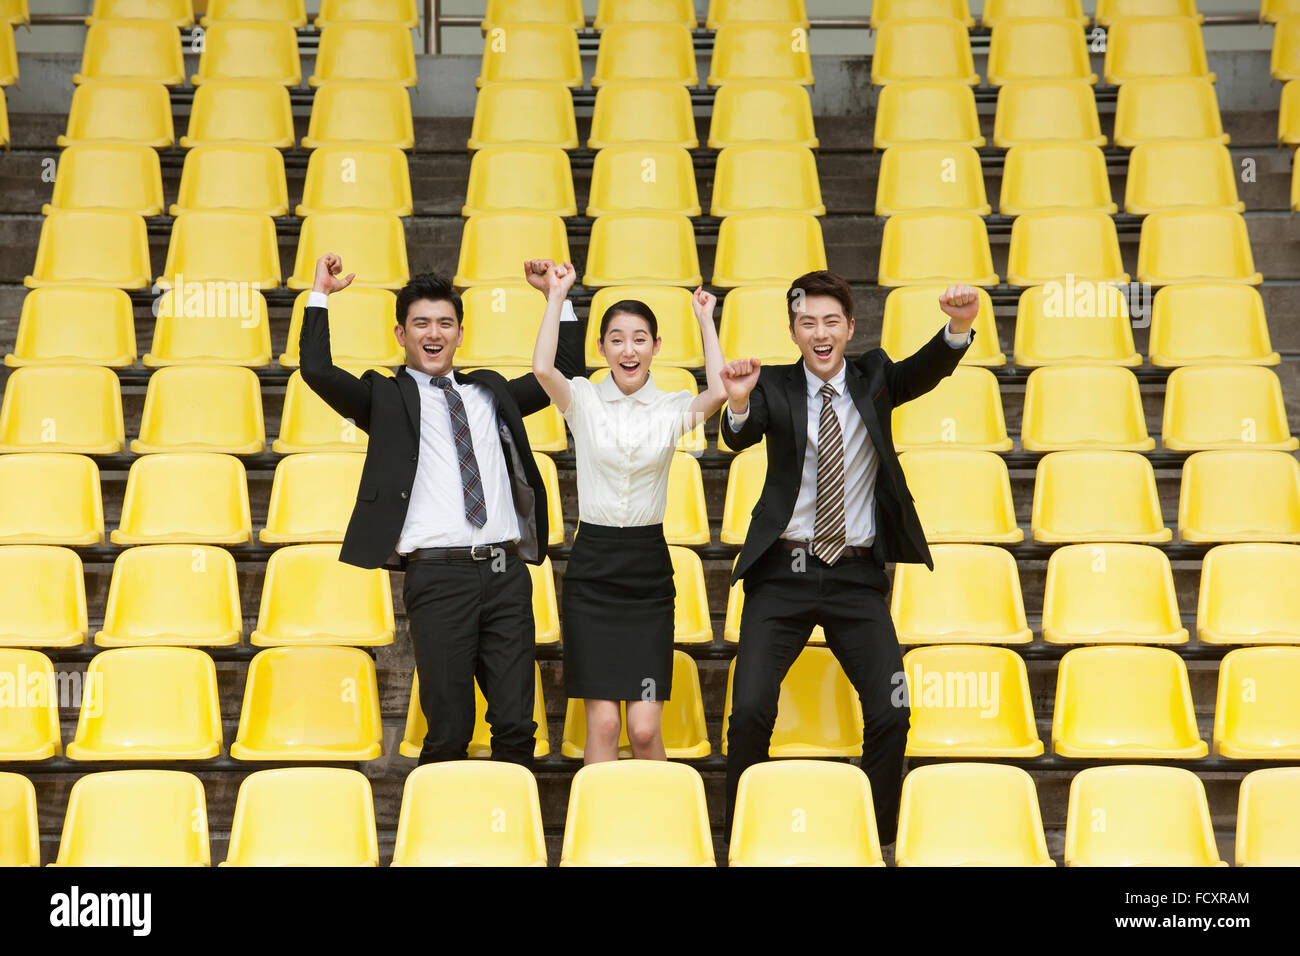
[542, 261, 577, 297]
[938, 284, 979, 325]
[313, 253, 355, 295]
[691, 285, 717, 324]
[524, 259, 556, 293]
[721, 358, 761, 405]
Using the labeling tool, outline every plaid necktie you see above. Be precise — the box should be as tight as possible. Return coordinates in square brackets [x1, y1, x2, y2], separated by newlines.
[812, 382, 847, 565]
[431, 376, 487, 528]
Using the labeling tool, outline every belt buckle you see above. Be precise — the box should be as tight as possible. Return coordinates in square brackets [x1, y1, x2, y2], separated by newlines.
[469, 544, 493, 561]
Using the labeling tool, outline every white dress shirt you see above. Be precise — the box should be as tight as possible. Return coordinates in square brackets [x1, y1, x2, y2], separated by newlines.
[563, 373, 695, 527]
[727, 324, 973, 547]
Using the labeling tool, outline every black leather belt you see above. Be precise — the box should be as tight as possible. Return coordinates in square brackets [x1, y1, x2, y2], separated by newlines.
[778, 539, 874, 559]
[406, 542, 518, 562]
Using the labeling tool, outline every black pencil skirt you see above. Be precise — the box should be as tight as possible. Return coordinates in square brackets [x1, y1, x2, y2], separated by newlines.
[561, 521, 675, 702]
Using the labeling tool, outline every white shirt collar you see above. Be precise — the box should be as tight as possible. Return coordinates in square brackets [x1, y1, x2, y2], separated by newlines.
[804, 359, 848, 399]
[596, 371, 661, 405]
[405, 366, 453, 390]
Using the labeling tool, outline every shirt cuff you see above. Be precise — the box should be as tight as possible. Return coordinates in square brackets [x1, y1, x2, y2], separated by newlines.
[726, 406, 750, 429]
[307, 290, 329, 310]
[943, 322, 973, 348]
[560, 299, 578, 323]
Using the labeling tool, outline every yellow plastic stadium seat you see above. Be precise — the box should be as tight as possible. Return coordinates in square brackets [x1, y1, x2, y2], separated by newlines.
[0, 366, 125, 454]
[725, 559, 825, 644]
[44, 143, 163, 216]
[665, 451, 709, 545]
[171, 145, 288, 216]
[1007, 211, 1129, 286]
[146, 285, 272, 367]
[0, 25, 12, 86]
[1236, 768, 1300, 866]
[1149, 283, 1277, 367]
[891, 366, 1011, 452]
[0, 547, 86, 648]
[281, 288, 399, 368]
[157, 210, 281, 288]
[289, 212, 410, 290]
[987, 17, 1097, 85]
[588, 80, 696, 149]
[730, 761, 883, 867]
[1282, 80, 1300, 145]
[876, 145, 990, 216]
[1020, 365, 1153, 451]
[0, 454, 103, 545]
[595, 0, 696, 29]
[310, 23, 415, 87]
[400, 665, 551, 758]
[708, 81, 818, 148]
[669, 548, 712, 645]
[0, 86, 8, 148]
[720, 445, 766, 546]
[130, 365, 264, 455]
[586, 286, 704, 367]
[317, 0, 418, 27]
[1263, 0, 1300, 22]
[872, 0, 973, 27]
[721, 646, 865, 757]
[111, 453, 252, 546]
[585, 213, 702, 287]
[302, 81, 414, 149]
[561, 650, 710, 756]
[711, 144, 824, 217]
[467, 368, 566, 451]
[470, 81, 580, 150]
[992, 78, 1105, 147]
[6, 288, 135, 368]
[1273, 14, 1300, 80]
[231, 646, 383, 760]
[95, 545, 240, 648]
[297, 144, 411, 217]
[477, 23, 582, 88]
[999, 143, 1117, 214]
[0, 0, 23, 26]
[179, 80, 295, 149]
[526, 558, 563, 643]
[1197, 543, 1300, 645]
[259, 453, 366, 545]
[900, 450, 1023, 543]
[1042, 543, 1186, 644]
[1031, 451, 1171, 543]
[877, 212, 998, 287]
[1104, 16, 1213, 84]
[1125, 140, 1242, 214]
[881, 285, 1005, 367]
[0, 650, 61, 759]
[463, 146, 575, 216]
[75, 20, 185, 85]
[52, 771, 209, 866]
[87, 0, 192, 24]
[1214, 646, 1300, 758]
[454, 213, 570, 288]
[1137, 210, 1261, 285]
[222, 768, 377, 866]
[250, 543, 394, 646]
[709, 22, 814, 87]
[895, 764, 1054, 866]
[483, 0, 582, 29]
[1294, 156, 1300, 212]
[1096, 0, 1203, 22]
[874, 81, 984, 149]
[203, 0, 307, 26]
[871, 18, 979, 86]
[59, 79, 175, 148]
[0, 773, 38, 866]
[192, 21, 301, 86]
[455, 286, 545, 366]
[66, 647, 222, 761]
[983, 0, 1087, 25]
[273, 366, 393, 453]
[24, 210, 151, 289]
[561, 761, 714, 866]
[391, 762, 547, 867]
[1112, 76, 1226, 146]
[587, 145, 700, 216]
[1065, 766, 1224, 866]
[593, 23, 697, 87]
[713, 212, 826, 288]
[1179, 450, 1300, 543]
[717, 285, 802, 365]
[1163, 365, 1297, 451]
[1052, 645, 1206, 757]
[707, 0, 808, 27]
[891, 544, 1033, 645]
[536, 452, 566, 545]
[903, 645, 1043, 756]
[1013, 283, 1140, 366]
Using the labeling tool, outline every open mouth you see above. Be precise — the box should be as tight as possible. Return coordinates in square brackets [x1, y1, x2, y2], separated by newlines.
[812, 345, 833, 359]
[422, 343, 444, 357]
[618, 361, 640, 373]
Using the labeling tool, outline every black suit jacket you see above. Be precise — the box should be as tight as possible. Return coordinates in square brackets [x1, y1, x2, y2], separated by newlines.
[298, 303, 586, 571]
[720, 324, 975, 585]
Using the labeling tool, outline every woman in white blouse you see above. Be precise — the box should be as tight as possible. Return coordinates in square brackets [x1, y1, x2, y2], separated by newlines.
[532, 262, 731, 763]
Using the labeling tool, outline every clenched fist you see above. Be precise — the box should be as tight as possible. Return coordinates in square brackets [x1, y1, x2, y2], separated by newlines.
[938, 284, 979, 327]
[691, 286, 717, 324]
[542, 261, 577, 298]
[524, 259, 556, 293]
[721, 358, 761, 409]
[313, 253, 355, 295]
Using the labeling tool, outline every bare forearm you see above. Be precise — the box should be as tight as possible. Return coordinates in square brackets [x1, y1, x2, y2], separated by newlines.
[531, 291, 571, 411]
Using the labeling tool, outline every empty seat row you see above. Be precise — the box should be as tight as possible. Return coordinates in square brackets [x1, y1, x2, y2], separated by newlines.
[81, 0, 418, 27]
[481, 0, 808, 31]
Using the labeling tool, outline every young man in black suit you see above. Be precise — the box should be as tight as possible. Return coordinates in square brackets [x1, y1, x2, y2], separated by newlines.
[299, 253, 585, 768]
[718, 270, 980, 846]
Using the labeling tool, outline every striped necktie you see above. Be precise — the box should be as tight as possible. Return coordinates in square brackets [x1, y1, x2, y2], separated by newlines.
[812, 381, 847, 565]
[431, 376, 487, 529]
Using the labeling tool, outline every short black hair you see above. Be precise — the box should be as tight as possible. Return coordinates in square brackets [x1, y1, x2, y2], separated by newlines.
[396, 274, 462, 326]
[598, 299, 658, 340]
[787, 270, 854, 326]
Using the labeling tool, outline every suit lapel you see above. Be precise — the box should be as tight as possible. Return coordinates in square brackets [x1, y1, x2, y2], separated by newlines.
[396, 366, 421, 435]
[843, 359, 889, 459]
[786, 361, 809, 465]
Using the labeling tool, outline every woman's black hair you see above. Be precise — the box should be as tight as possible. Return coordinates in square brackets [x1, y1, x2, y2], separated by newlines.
[598, 299, 658, 340]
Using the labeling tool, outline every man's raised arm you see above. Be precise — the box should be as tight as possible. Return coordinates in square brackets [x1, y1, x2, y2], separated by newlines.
[299, 253, 375, 432]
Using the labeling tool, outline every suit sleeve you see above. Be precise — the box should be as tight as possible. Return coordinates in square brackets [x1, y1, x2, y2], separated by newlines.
[506, 315, 586, 417]
[719, 375, 770, 452]
[877, 322, 975, 407]
[298, 300, 375, 432]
